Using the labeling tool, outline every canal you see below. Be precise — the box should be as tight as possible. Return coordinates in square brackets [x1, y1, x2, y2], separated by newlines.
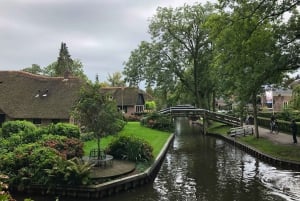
[101, 118, 300, 201]
[15, 118, 300, 200]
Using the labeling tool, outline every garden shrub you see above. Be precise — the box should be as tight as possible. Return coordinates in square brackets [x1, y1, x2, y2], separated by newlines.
[80, 132, 95, 141]
[45, 157, 92, 186]
[4, 134, 23, 152]
[0, 142, 89, 188]
[1, 120, 37, 139]
[0, 174, 16, 201]
[47, 123, 80, 138]
[0, 131, 42, 153]
[106, 135, 153, 162]
[141, 112, 174, 131]
[41, 135, 84, 159]
[0, 143, 62, 187]
[113, 119, 127, 132]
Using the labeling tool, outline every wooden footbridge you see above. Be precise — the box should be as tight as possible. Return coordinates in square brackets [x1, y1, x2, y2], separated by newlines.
[159, 105, 241, 130]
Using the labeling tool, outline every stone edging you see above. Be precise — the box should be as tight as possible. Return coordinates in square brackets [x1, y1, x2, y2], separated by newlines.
[208, 132, 300, 171]
[19, 133, 175, 199]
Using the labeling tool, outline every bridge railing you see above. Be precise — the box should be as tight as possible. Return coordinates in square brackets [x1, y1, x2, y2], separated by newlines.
[158, 106, 240, 127]
[206, 111, 240, 127]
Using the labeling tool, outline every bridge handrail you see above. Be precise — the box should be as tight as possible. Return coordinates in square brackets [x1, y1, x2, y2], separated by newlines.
[158, 106, 240, 127]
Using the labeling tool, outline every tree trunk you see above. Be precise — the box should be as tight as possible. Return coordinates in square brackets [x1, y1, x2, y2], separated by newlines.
[252, 94, 260, 138]
[212, 91, 216, 112]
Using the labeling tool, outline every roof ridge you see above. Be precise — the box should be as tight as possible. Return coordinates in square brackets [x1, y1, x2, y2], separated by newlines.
[0, 70, 79, 80]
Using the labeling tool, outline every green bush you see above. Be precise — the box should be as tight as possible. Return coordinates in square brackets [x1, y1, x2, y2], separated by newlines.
[80, 132, 95, 141]
[0, 141, 88, 188]
[1, 120, 37, 138]
[3, 134, 23, 152]
[47, 123, 80, 138]
[114, 119, 127, 132]
[45, 157, 92, 186]
[141, 112, 174, 131]
[42, 136, 84, 159]
[106, 135, 153, 162]
[0, 143, 62, 187]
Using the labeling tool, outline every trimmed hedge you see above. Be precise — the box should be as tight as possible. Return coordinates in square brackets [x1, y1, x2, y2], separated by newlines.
[257, 117, 296, 135]
[47, 123, 80, 138]
[1, 120, 37, 139]
[141, 112, 174, 132]
[106, 135, 153, 162]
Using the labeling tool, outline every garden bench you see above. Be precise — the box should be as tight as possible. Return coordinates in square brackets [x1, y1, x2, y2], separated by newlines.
[229, 126, 253, 137]
[89, 148, 114, 167]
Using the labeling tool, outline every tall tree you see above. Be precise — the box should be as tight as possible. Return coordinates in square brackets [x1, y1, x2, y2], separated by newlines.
[107, 72, 125, 87]
[43, 42, 87, 80]
[207, 0, 299, 138]
[72, 82, 125, 160]
[124, 3, 216, 109]
[20, 42, 88, 80]
[44, 59, 87, 80]
[55, 42, 73, 76]
[21, 64, 43, 74]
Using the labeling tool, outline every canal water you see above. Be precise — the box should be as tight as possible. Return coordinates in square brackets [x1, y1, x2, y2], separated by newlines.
[15, 118, 300, 201]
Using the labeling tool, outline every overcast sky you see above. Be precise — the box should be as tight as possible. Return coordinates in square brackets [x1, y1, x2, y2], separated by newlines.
[0, 0, 216, 83]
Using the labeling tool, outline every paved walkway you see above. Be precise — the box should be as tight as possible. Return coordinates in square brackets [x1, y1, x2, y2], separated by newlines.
[81, 157, 136, 180]
[256, 126, 299, 146]
[89, 159, 136, 179]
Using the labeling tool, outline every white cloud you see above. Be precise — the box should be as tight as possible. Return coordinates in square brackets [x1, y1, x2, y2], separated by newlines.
[0, 0, 216, 82]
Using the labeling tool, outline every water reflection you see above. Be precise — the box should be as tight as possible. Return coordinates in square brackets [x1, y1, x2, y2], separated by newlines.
[14, 118, 300, 201]
[151, 118, 300, 201]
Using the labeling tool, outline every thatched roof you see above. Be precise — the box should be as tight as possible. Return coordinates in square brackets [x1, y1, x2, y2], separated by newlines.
[100, 87, 151, 106]
[0, 71, 82, 119]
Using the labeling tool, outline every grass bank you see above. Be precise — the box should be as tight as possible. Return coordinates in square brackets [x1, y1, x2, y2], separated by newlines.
[83, 122, 171, 158]
[208, 122, 300, 163]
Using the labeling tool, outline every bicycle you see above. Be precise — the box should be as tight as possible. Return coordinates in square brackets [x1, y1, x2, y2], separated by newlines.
[270, 121, 279, 134]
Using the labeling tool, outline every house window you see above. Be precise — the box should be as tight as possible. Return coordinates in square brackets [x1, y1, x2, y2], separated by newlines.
[0, 114, 5, 126]
[283, 101, 288, 109]
[52, 119, 60, 124]
[123, 106, 128, 113]
[33, 118, 42, 124]
[137, 94, 145, 105]
[135, 105, 144, 113]
[119, 106, 127, 113]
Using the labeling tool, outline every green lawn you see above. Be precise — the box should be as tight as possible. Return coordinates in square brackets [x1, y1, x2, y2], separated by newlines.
[239, 136, 300, 162]
[83, 122, 171, 158]
[208, 122, 300, 162]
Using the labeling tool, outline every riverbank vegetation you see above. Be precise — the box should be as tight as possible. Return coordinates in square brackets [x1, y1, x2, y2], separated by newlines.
[0, 120, 170, 201]
[84, 122, 171, 159]
[208, 122, 300, 163]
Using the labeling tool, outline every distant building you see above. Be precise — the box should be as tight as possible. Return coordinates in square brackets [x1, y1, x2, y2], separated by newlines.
[261, 88, 292, 112]
[0, 71, 82, 125]
[100, 87, 152, 118]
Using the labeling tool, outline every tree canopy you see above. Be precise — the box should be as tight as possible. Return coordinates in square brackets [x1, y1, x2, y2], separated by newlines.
[72, 81, 125, 159]
[123, 0, 299, 137]
[207, 0, 299, 137]
[21, 42, 88, 80]
[107, 72, 125, 87]
[123, 3, 216, 109]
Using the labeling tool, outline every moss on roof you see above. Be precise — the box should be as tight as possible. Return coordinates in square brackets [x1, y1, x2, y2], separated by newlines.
[0, 71, 83, 119]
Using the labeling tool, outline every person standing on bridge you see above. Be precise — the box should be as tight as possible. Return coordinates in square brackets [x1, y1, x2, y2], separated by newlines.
[290, 120, 298, 144]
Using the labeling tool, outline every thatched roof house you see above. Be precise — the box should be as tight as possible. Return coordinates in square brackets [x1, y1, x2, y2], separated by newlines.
[100, 87, 151, 118]
[0, 71, 82, 125]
